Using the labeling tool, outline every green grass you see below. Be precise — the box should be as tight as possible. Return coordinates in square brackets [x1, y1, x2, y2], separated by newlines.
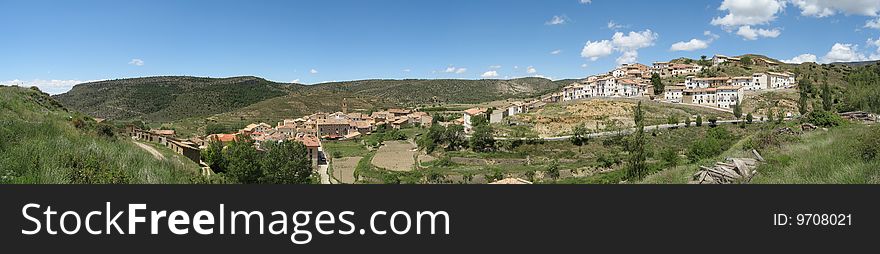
[0, 86, 206, 184]
[324, 140, 370, 158]
[751, 125, 880, 184]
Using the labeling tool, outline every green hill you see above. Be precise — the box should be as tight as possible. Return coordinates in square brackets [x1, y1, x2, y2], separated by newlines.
[53, 76, 300, 122]
[0, 85, 205, 184]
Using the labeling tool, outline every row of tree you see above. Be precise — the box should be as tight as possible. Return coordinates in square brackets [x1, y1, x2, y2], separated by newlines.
[201, 136, 314, 184]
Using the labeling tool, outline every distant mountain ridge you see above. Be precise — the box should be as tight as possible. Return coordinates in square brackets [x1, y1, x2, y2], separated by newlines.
[54, 76, 573, 123]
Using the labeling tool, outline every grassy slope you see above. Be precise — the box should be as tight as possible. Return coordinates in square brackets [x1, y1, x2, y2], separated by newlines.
[641, 123, 880, 184]
[0, 86, 203, 184]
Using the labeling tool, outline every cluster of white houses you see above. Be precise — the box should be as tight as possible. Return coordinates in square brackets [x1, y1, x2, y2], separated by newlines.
[559, 55, 797, 109]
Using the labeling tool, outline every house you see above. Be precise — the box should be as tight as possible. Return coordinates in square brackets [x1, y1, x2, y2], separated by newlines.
[664, 85, 686, 102]
[207, 133, 239, 144]
[390, 118, 409, 130]
[350, 120, 373, 134]
[317, 118, 352, 139]
[730, 76, 752, 88]
[276, 123, 298, 137]
[167, 139, 201, 163]
[715, 86, 744, 109]
[671, 64, 702, 76]
[767, 72, 795, 89]
[242, 123, 272, 134]
[463, 108, 488, 133]
[683, 88, 717, 106]
[754, 58, 780, 67]
[712, 55, 741, 65]
[388, 108, 412, 117]
[295, 135, 322, 169]
[685, 76, 730, 89]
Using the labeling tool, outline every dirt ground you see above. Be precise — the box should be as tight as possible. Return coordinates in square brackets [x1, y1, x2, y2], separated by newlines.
[371, 141, 416, 172]
[332, 157, 362, 184]
[514, 100, 637, 137]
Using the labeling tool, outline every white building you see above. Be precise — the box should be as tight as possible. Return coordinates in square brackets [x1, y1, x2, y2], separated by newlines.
[716, 86, 744, 109]
[768, 72, 795, 89]
[752, 73, 769, 90]
[664, 85, 685, 103]
[463, 108, 488, 133]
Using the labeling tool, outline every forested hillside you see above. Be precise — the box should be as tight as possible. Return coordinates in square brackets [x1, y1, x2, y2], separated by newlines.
[53, 76, 299, 122]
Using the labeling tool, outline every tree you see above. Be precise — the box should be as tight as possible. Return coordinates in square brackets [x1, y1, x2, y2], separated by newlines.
[651, 73, 664, 96]
[733, 101, 743, 119]
[696, 115, 703, 127]
[444, 125, 467, 151]
[418, 124, 445, 153]
[570, 123, 590, 146]
[470, 124, 495, 152]
[667, 114, 679, 126]
[546, 160, 560, 181]
[626, 101, 649, 180]
[746, 113, 754, 124]
[260, 141, 313, 184]
[224, 136, 263, 184]
[201, 139, 226, 173]
[798, 85, 809, 116]
[741, 56, 753, 66]
[822, 82, 833, 112]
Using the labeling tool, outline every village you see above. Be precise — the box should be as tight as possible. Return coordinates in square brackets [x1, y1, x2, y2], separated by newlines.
[125, 54, 802, 184]
[557, 55, 796, 109]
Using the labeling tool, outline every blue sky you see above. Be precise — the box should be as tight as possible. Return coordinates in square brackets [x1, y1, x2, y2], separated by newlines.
[3, 0, 880, 94]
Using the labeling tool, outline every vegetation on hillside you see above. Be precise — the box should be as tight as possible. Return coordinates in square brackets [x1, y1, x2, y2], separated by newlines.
[53, 76, 297, 122]
[0, 86, 206, 184]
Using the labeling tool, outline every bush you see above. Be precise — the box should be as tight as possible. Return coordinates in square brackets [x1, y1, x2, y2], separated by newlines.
[660, 148, 680, 167]
[806, 110, 844, 127]
[857, 126, 880, 161]
[743, 130, 800, 151]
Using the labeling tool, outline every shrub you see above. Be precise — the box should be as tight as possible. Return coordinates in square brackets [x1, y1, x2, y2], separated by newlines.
[660, 148, 680, 167]
[857, 126, 880, 161]
[806, 110, 844, 127]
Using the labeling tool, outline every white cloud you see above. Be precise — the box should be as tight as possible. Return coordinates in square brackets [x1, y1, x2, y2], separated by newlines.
[481, 71, 499, 78]
[526, 66, 537, 74]
[607, 20, 626, 30]
[580, 29, 658, 63]
[711, 0, 786, 28]
[581, 63, 589, 68]
[550, 49, 563, 55]
[0, 79, 99, 95]
[611, 30, 658, 50]
[546, 15, 569, 25]
[790, 0, 880, 17]
[616, 50, 639, 65]
[736, 26, 781, 40]
[489, 65, 502, 69]
[866, 18, 880, 29]
[310, 69, 319, 74]
[869, 37, 880, 49]
[581, 40, 614, 60]
[579, 0, 592, 4]
[704, 30, 721, 40]
[822, 43, 868, 63]
[402, 69, 411, 72]
[291, 79, 301, 83]
[443, 66, 467, 74]
[782, 54, 818, 63]
[128, 59, 144, 66]
[671, 39, 710, 51]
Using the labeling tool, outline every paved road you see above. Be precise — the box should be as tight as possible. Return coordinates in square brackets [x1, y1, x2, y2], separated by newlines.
[317, 164, 332, 184]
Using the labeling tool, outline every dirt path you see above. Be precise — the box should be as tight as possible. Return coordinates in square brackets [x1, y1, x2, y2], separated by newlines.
[372, 141, 416, 172]
[134, 142, 165, 160]
[332, 157, 362, 184]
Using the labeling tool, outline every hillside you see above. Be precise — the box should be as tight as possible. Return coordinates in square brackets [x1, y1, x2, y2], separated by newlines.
[0, 85, 204, 184]
[309, 77, 572, 107]
[53, 76, 300, 122]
